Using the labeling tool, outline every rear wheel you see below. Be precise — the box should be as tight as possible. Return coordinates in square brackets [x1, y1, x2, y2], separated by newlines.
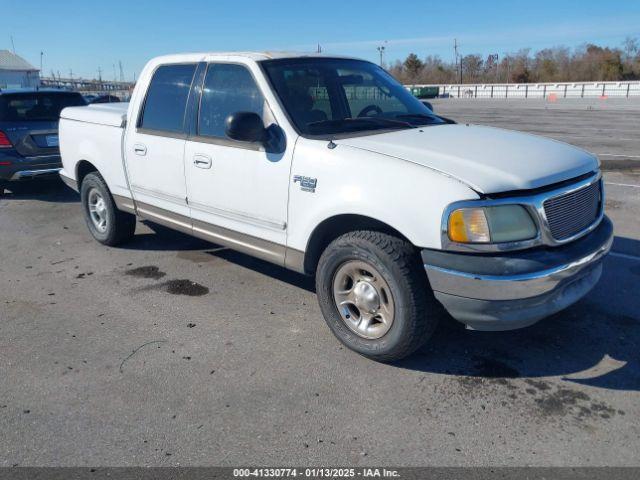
[315, 230, 439, 362]
[0, 181, 6, 197]
[80, 172, 136, 246]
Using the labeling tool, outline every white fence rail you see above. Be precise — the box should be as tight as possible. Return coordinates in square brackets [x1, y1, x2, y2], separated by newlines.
[410, 81, 640, 99]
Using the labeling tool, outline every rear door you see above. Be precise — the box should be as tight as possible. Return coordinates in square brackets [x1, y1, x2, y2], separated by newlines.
[124, 63, 197, 223]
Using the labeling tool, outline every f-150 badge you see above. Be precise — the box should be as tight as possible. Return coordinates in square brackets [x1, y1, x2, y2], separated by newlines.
[293, 175, 318, 193]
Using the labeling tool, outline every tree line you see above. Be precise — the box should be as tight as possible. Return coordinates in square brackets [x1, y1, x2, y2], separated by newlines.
[388, 38, 640, 84]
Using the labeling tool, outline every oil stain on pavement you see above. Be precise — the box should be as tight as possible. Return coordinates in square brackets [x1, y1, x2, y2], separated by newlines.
[125, 265, 167, 280]
[164, 279, 209, 296]
[454, 373, 624, 425]
[125, 265, 209, 296]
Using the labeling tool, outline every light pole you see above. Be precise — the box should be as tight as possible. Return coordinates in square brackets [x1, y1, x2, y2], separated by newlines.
[454, 39, 462, 84]
[377, 45, 386, 66]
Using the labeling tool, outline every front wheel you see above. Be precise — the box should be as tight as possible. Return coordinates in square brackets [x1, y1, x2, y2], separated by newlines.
[315, 231, 439, 362]
[80, 172, 136, 246]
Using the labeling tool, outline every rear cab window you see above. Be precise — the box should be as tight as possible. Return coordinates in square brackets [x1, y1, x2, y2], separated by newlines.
[0, 92, 86, 122]
[138, 63, 197, 134]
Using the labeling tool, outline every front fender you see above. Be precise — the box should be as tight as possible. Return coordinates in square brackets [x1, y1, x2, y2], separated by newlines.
[287, 138, 479, 252]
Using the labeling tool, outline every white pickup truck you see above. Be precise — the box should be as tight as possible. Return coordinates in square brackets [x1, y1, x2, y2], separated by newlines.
[59, 52, 613, 361]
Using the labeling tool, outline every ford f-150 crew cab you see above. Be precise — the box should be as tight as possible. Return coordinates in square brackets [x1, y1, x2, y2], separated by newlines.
[58, 52, 613, 361]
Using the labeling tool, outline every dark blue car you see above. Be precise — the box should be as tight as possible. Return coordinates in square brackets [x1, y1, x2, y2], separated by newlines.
[0, 89, 86, 195]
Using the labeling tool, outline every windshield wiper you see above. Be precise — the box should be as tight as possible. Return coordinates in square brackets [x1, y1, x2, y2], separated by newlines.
[307, 117, 413, 131]
[395, 113, 454, 125]
[349, 117, 413, 128]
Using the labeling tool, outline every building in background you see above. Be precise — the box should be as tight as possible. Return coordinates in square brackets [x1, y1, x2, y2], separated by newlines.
[0, 50, 40, 89]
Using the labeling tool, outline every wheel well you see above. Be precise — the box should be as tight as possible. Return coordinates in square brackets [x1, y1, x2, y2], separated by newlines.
[76, 160, 99, 188]
[303, 214, 411, 274]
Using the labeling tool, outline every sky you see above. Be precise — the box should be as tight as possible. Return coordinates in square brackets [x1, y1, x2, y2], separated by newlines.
[5, 0, 640, 81]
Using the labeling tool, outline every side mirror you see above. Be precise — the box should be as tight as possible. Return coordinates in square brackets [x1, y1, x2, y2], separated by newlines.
[421, 100, 434, 112]
[225, 112, 266, 143]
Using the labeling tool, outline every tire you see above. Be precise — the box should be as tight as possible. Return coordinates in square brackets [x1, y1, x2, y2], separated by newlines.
[80, 172, 136, 246]
[0, 181, 6, 197]
[315, 230, 439, 362]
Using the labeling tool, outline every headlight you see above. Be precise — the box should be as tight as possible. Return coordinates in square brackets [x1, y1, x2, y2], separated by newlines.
[448, 205, 537, 244]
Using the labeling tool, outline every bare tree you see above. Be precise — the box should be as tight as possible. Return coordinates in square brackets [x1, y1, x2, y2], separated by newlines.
[390, 39, 640, 84]
[623, 37, 639, 61]
[421, 55, 456, 83]
[461, 54, 483, 82]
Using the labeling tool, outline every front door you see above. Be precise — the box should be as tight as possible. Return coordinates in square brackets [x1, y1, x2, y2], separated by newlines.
[183, 62, 292, 264]
[124, 63, 197, 223]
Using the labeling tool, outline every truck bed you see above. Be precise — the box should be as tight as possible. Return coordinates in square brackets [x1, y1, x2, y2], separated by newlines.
[61, 103, 128, 128]
[59, 102, 132, 200]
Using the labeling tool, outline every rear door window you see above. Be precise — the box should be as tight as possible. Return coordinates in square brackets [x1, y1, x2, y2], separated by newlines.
[0, 92, 86, 121]
[139, 63, 197, 133]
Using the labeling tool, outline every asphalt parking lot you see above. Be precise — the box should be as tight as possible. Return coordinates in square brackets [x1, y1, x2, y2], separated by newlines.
[1, 99, 639, 467]
[432, 98, 640, 164]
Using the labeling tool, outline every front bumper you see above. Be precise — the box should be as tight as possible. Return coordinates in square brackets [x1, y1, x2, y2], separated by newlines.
[422, 216, 614, 331]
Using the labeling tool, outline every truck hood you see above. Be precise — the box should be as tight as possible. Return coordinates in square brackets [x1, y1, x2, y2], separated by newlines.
[337, 124, 599, 194]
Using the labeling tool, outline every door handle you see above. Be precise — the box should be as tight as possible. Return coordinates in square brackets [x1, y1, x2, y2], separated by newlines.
[193, 154, 212, 169]
[133, 144, 147, 156]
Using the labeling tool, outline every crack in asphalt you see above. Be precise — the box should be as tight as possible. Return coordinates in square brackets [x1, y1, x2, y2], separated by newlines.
[119, 340, 168, 374]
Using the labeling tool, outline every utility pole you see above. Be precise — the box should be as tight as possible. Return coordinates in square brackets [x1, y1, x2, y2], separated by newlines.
[488, 54, 499, 83]
[454, 39, 462, 84]
[119, 61, 124, 82]
[377, 44, 386, 66]
[97, 67, 102, 82]
[10, 35, 16, 54]
[506, 57, 510, 84]
[316, 43, 322, 54]
[40, 51, 43, 74]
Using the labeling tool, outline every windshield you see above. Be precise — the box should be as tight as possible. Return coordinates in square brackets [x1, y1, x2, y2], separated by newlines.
[261, 58, 446, 136]
[0, 92, 86, 122]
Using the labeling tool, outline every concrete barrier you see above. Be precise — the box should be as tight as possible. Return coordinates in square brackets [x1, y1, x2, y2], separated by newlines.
[407, 82, 640, 99]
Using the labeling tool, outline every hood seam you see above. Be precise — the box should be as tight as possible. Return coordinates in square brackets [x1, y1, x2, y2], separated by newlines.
[338, 143, 484, 194]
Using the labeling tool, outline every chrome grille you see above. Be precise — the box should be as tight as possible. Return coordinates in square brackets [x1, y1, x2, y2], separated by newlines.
[543, 180, 601, 241]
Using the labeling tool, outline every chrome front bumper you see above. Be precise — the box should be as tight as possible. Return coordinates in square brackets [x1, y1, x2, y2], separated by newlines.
[422, 216, 614, 330]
